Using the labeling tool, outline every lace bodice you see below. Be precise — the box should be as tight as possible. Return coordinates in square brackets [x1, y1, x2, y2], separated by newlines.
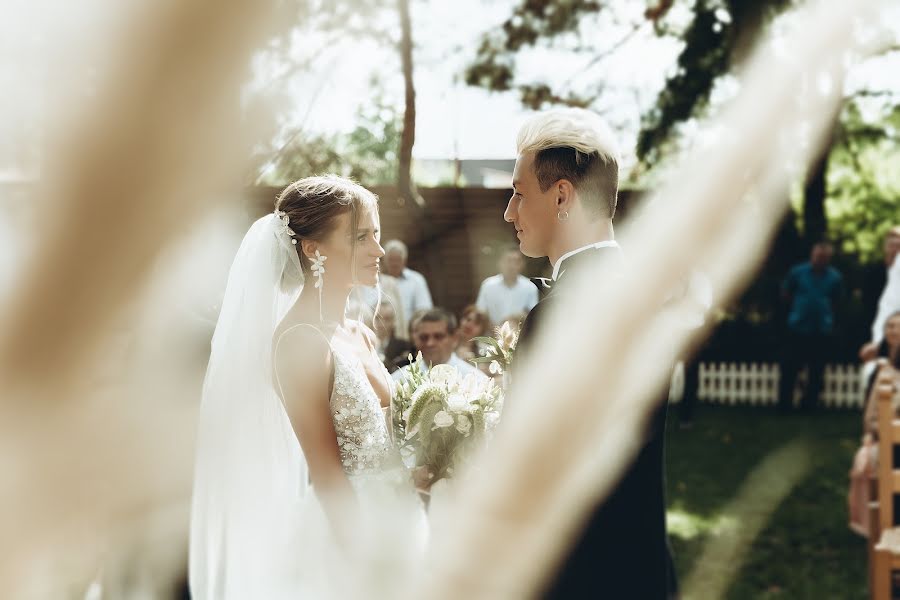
[329, 349, 401, 477]
[273, 323, 406, 482]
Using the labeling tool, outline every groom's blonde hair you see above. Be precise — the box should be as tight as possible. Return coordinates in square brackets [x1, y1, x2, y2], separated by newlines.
[516, 108, 620, 220]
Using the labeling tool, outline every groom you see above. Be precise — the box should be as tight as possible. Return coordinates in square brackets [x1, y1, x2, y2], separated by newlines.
[508, 108, 672, 598]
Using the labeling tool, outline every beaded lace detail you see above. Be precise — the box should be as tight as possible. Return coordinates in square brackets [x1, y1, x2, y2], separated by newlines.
[329, 350, 399, 476]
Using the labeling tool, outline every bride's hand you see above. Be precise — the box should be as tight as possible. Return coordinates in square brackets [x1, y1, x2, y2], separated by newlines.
[412, 466, 435, 492]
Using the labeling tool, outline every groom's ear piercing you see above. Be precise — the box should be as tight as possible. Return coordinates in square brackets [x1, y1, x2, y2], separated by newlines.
[557, 210, 569, 222]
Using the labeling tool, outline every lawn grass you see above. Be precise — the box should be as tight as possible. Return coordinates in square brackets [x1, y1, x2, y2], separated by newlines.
[666, 405, 868, 599]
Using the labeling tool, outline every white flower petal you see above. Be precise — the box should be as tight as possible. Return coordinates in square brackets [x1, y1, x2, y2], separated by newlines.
[433, 410, 454, 428]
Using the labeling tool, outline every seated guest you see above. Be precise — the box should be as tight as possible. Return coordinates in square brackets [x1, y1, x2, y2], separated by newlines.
[475, 246, 539, 325]
[456, 305, 492, 363]
[860, 227, 900, 363]
[372, 302, 412, 373]
[861, 312, 900, 436]
[393, 308, 488, 383]
[349, 275, 409, 342]
[849, 311, 900, 537]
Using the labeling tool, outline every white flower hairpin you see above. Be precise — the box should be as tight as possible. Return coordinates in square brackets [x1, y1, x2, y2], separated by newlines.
[274, 209, 297, 245]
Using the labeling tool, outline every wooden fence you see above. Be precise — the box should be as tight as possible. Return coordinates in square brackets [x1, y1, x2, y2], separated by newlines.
[669, 361, 865, 409]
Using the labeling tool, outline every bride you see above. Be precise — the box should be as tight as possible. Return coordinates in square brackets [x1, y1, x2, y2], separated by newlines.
[189, 175, 425, 599]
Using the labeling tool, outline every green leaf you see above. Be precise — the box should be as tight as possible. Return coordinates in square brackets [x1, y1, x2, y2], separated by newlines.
[471, 336, 502, 351]
[470, 356, 499, 364]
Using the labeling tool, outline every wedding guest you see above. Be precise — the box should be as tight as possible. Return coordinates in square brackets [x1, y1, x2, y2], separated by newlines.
[860, 226, 900, 363]
[778, 241, 843, 412]
[392, 308, 487, 383]
[372, 301, 412, 373]
[455, 305, 491, 363]
[862, 312, 900, 433]
[456, 304, 493, 376]
[383, 239, 433, 320]
[475, 246, 539, 325]
[850, 328, 900, 538]
[349, 274, 409, 341]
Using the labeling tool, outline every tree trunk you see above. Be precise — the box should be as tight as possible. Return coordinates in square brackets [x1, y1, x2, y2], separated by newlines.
[802, 148, 828, 245]
[397, 0, 422, 208]
[802, 113, 841, 246]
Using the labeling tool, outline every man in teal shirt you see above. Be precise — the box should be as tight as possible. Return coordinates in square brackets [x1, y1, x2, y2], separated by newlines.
[778, 241, 843, 411]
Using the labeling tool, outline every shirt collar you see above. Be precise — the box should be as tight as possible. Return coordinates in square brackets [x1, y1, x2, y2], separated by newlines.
[552, 241, 620, 281]
[422, 354, 460, 369]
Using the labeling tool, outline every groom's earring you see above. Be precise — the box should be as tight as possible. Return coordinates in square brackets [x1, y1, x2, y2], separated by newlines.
[557, 210, 569, 222]
[308, 250, 328, 322]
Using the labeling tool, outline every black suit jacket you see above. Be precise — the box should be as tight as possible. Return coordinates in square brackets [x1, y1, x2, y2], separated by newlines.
[516, 246, 671, 599]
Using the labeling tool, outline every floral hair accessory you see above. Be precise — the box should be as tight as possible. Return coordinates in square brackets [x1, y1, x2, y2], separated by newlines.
[274, 209, 297, 245]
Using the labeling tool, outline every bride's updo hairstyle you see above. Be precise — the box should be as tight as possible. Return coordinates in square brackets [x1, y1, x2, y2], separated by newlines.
[275, 175, 378, 279]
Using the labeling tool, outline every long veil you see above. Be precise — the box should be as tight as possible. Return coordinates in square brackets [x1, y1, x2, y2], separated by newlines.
[189, 213, 308, 599]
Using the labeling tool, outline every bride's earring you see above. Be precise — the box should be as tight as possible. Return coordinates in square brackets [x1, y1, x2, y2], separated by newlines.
[309, 250, 327, 322]
[557, 210, 569, 222]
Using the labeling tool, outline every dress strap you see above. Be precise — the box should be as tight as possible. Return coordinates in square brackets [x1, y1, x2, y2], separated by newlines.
[273, 323, 336, 407]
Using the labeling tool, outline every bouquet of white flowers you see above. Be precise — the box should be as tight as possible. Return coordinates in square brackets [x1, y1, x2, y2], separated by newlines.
[392, 353, 503, 483]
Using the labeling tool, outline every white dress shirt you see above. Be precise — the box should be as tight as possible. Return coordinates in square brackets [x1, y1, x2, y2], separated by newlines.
[872, 256, 900, 344]
[475, 274, 539, 324]
[390, 268, 433, 320]
[392, 353, 487, 383]
[551, 240, 621, 280]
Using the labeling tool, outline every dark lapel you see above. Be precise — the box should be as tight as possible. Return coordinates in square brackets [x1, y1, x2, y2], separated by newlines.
[517, 245, 624, 357]
[550, 245, 625, 297]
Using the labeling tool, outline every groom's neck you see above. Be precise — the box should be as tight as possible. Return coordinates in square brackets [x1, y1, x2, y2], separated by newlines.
[548, 220, 614, 267]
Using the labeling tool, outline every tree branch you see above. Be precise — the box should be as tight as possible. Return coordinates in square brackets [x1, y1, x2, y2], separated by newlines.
[560, 20, 648, 92]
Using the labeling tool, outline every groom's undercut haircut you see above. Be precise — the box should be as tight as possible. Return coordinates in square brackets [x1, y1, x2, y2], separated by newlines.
[517, 108, 620, 221]
[410, 308, 458, 335]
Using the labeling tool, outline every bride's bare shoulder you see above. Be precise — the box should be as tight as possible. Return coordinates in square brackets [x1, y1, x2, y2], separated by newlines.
[272, 321, 333, 391]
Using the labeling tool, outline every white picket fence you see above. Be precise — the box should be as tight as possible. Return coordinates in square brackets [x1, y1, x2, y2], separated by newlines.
[671, 362, 864, 409]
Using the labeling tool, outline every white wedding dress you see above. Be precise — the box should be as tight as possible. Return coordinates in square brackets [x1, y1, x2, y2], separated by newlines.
[270, 324, 428, 598]
[189, 214, 426, 600]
